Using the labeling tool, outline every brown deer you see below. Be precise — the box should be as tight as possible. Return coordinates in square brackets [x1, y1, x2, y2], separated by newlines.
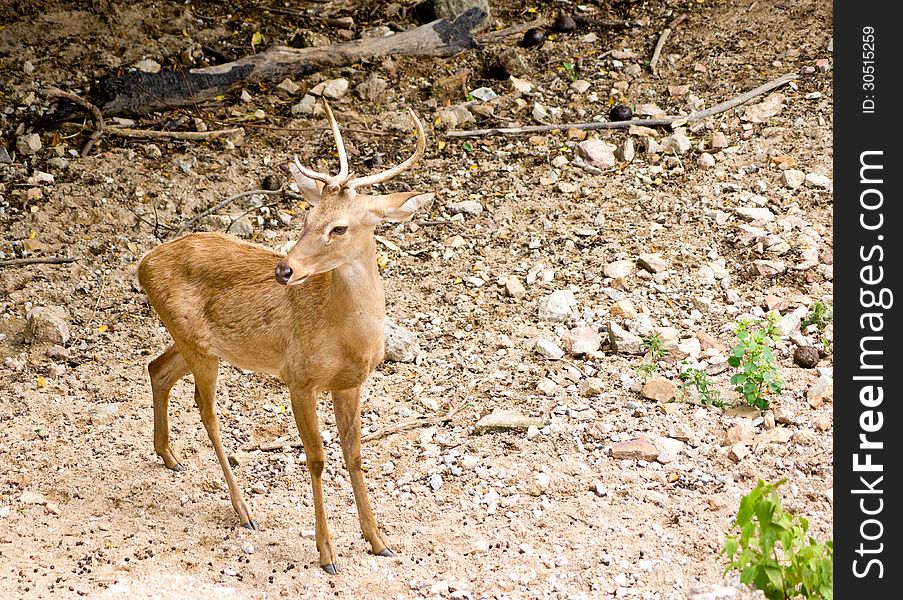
[137, 100, 433, 574]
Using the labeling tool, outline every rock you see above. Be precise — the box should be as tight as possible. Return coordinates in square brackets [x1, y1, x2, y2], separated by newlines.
[812, 415, 832, 431]
[134, 58, 161, 73]
[776, 311, 802, 336]
[697, 331, 727, 352]
[570, 79, 591, 94]
[446, 200, 483, 215]
[504, 275, 526, 299]
[661, 132, 692, 155]
[741, 92, 784, 122]
[424, 0, 490, 31]
[641, 377, 678, 402]
[384, 318, 418, 362]
[469, 86, 497, 101]
[591, 481, 609, 497]
[17, 133, 42, 156]
[637, 253, 669, 273]
[728, 444, 749, 462]
[561, 326, 602, 355]
[782, 169, 806, 189]
[793, 346, 820, 368]
[429, 473, 443, 491]
[0, 146, 12, 163]
[534, 338, 564, 359]
[20, 490, 48, 504]
[26, 306, 70, 344]
[734, 207, 774, 222]
[610, 438, 659, 461]
[436, 105, 475, 129]
[578, 377, 606, 397]
[432, 71, 470, 102]
[555, 181, 577, 194]
[609, 299, 638, 319]
[275, 78, 300, 98]
[531, 102, 549, 122]
[496, 48, 529, 77]
[509, 76, 533, 94]
[309, 78, 346, 99]
[604, 260, 634, 279]
[356, 75, 388, 102]
[538, 290, 577, 322]
[723, 421, 755, 446]
[615, 138, 635, 162]
[710, 132, 729, 149]
[807, 376, 833, 408]
[608, 322, 644, 355]
[774, 407, 795, 425]
[576, 139, 617, 169]
[753, 260, 786, 277]
[291, 94, 320, 116]
[474, 409, 544, 433]
[805, 173, 832, 188]
[697, 152, 716, 169]
[536, 377, 559, 395]
[241, 542, 255, 555]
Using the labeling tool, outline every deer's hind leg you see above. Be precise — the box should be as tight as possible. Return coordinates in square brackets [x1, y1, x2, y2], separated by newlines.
[149, 344, 190, 471]
[185, 350, 257, 530]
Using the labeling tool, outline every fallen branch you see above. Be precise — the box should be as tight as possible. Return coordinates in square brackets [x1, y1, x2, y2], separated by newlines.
[0, 256, 77, 268]
[445, 72, 799, 138]
[477, 18, 546, 43]
[60, 122, 243, 143]
[361, 398, 470, 443]
[173, 188, 287, 237]
[45, 9, 486, 119]
[256, 399, 471, 452]
[45, 87, 104, 156]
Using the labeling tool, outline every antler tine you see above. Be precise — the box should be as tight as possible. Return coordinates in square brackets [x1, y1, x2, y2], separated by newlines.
[321, 99, 349, 184]
[346, 107, 426, 190]
[291, 99, 350, 187]
[293, 155, 333, 186]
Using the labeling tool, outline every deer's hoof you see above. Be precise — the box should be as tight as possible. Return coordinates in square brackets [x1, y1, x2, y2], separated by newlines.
[376, 548, 396, 558]
[168, 463, 185, 472]
[321, 563, 338, 575]
[243, 520, 258, 531]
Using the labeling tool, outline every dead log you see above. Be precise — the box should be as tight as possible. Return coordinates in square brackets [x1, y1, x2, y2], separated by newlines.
[48, 8, 486, 119]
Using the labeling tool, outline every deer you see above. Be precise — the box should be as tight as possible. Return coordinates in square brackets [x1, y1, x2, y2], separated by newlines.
[137, 99, 433, 574]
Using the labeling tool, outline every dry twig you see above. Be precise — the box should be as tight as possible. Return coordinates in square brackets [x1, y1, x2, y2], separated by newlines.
[650, 14, 687, 76]
[45, 87, 104, 156]
[173, 188, 287, 237]
[0, 256, 77, 268]
[61, 122, 243, 143]
[445, 73, 799, 138]
[256, 398, 471, 452]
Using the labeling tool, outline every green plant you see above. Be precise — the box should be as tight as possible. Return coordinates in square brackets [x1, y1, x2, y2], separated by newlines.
[634, 332, 667, 381]
[801, 301, 832, 330]
[679, 366, 723, 406]
[728, 314, 783, 409]
[724, 479, 833, 599]
[561, 61, 577, 82]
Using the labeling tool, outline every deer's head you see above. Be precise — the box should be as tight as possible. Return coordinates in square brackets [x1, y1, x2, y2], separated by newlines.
[275, 101, 433, 286]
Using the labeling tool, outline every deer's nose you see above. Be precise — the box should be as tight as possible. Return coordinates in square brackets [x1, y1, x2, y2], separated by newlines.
[274, 263, 293, 285]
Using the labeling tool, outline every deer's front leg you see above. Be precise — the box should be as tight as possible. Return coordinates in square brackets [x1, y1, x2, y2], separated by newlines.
[332, 387, 394, 558]
[290, 386, 337, 573]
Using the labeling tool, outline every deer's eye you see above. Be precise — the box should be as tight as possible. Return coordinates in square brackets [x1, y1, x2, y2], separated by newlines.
[330, 225, 348, 236]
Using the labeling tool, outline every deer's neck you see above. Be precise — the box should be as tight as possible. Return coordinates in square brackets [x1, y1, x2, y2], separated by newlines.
[327, 238, 385, 321]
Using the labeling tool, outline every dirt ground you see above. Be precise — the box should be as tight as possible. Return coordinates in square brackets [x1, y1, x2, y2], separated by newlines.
[0, 1, 833, 598]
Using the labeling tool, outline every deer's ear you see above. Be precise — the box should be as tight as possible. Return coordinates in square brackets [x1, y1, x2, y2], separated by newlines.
[371, 192, 434, 223]
[289, 159, 325, 206]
